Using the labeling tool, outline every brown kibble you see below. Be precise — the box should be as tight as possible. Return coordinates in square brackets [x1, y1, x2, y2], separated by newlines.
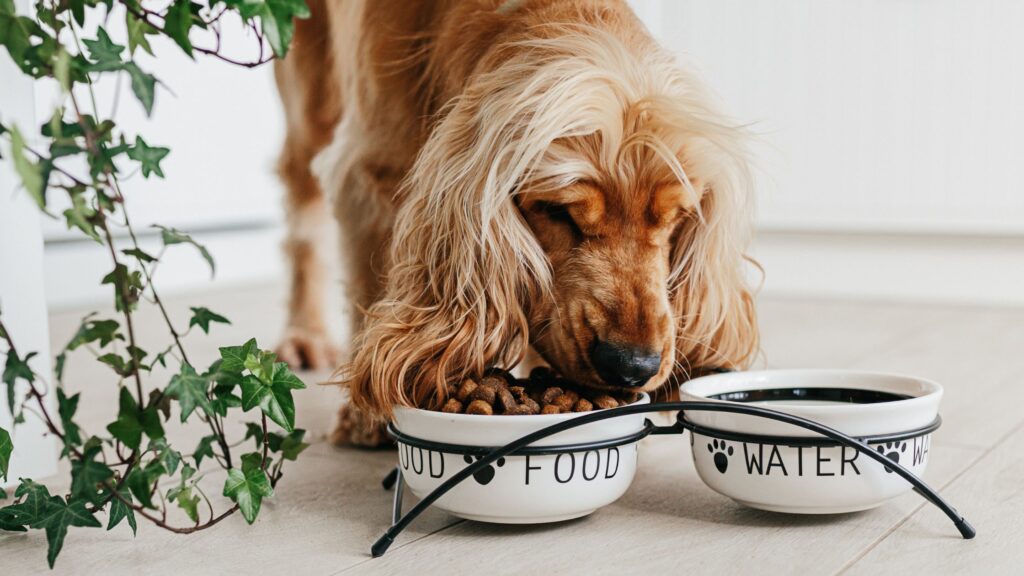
[496, 387, 517, 413]
[573, 398, 593, 412]
[561, 389, 580, 405]
[592, 394, 619, 409]
[521, 397, 540, 414]
[466, 399, 494, 415]
[457, 379, 478, 402]
[441, 398, 464, 413]
[469, 383, 497, 405]
[553, 393, 575, 412]
[437, 368, 632, 416]
[541, 387, 564, 405]
[479, 368, 512, 387]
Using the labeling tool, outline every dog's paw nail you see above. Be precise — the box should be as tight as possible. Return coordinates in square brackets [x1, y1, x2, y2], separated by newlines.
[276, 328, 341, 370]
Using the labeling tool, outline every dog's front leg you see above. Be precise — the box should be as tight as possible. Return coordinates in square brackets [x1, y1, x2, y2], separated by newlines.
[275, 140, 341, 370]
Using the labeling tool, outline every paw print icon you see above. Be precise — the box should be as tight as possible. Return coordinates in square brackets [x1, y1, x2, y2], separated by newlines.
[463, 454, 506, 485]
[875, 441, 907, 473]
[707, 439, 734, 474]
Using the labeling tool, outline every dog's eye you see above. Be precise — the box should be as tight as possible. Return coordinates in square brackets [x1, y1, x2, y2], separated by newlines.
[538, 202, 583, 237]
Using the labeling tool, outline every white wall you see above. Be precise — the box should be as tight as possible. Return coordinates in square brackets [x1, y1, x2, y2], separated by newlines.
[637, 0, 1024, 304]
[23, 1, 1024, 309]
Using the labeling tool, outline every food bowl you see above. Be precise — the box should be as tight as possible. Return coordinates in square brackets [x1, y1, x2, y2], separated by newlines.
[680, 369, 943, 514]
[390, 393, 650, 523]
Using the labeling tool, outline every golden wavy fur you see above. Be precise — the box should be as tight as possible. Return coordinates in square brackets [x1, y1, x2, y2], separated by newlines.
[274, 0, 759, 443]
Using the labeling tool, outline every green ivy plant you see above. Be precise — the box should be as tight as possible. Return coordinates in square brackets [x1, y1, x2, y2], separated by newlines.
[0, 0, 310, 568]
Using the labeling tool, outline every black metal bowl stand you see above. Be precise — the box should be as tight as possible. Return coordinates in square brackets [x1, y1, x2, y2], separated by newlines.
[372, 401, 975, 557]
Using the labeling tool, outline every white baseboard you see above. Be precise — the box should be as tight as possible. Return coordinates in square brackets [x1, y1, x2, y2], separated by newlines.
[752, 230, 1024, 306]
[44, 224, 285, 311]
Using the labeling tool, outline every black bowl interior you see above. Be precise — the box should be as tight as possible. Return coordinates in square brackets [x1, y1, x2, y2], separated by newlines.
[708, 387, 912, 404]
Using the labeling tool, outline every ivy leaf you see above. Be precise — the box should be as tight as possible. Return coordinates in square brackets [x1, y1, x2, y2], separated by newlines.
[9, 125, 47, 209]
[105, 489, 136, 535]
[147, 439, 181, 478]
[6, 482, 102, 567]
[3, 348, 35, 416]
[0, 504, 27, 532]
[0, 0, 41, 75]
[243, 422, 264, 448]
[240, 362, 305, 432]
[188, 307, 230, 334]
[227, 0, 310, 58]
[65, 315, 122, 351]
[83, 28, 124, 72]
[101, 263, 144, 312]
[62, 192, 101, 243]
[106, 387, 164, 450]
[56, 388, 83, 449]
[223, 452, 273, 524]
[165, 363, 213, 422]
[125, 465, 161, 510]
[243, 348, 276, 384]
[36, 495, 102, 568]
[2, 480, 50, 526]
[163, 1, 196, 56]
[96, 353, 132, 377]
[124, 63, 157, 116]
[149, 388, 172, 420]
[167, 482, 200, 523]
[167, 465, 199, 523]
[126, 136, 168, 177]
[121, 247, 156, 263]
[126, 13, 155, 56]
[0, 426, 11, 481]
[219, 338, 257, 373]
[69, 447, 114, 505]
[193, 434, 217, 468]
[210, 382, 241, 417]
[269, 429, 308, 461]
[156, 226, 214, 276]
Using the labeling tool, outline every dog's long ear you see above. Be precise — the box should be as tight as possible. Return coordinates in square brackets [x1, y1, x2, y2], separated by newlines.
[341, 93, 553, 418]
[667, 127, 760, 374]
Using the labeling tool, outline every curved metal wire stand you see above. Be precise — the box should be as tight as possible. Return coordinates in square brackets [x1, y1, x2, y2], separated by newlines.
[372, 401, 975, 557]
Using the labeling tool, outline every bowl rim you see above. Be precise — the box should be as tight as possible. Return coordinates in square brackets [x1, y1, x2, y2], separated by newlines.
[680, 368, 942, 412]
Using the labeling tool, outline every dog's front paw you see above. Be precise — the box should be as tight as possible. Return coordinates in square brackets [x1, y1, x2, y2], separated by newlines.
[276, 327, 341, 370]
[330, 404, 392, 448]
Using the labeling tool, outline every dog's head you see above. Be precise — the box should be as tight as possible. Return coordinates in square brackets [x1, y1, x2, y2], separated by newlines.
[343, 26, 758, 416]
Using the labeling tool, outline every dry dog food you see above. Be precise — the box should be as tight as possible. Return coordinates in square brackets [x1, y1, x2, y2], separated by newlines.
[438, 367, 637, 416]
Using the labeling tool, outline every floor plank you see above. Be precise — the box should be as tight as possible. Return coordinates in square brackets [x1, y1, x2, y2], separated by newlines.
[840, 420, 1024, 576]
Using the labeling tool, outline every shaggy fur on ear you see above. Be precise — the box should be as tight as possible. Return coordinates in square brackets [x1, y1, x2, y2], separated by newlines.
[340, 74, 558, 417]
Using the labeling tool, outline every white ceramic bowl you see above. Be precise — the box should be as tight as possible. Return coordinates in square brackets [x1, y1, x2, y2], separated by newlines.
[681, 370, 942, 514]
[391, 393, 650, 523]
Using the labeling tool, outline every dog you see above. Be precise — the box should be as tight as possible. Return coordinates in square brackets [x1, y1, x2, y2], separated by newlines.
[273, 0, 759, 446]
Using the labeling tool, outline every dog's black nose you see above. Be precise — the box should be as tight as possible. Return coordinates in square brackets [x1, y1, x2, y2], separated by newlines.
[590, 341, 661, 388]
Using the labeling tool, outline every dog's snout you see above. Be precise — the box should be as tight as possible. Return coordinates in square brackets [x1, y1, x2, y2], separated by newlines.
[590, 340, 661, 388]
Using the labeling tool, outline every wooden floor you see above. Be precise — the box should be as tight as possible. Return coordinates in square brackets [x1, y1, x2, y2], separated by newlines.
[3, 283, 1021, 575]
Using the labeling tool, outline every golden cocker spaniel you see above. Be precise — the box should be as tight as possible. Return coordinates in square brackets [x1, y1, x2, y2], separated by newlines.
[273, 0, 759, 445]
